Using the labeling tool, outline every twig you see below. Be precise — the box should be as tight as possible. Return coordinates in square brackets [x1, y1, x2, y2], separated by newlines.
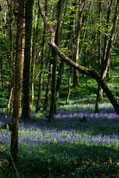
[9, 152, 20, 178]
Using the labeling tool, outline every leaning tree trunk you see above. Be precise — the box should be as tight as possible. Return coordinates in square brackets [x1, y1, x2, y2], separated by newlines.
[38, 0, 119, 115]
[49, 42, 119, 114]
[10, 0, 25, 162]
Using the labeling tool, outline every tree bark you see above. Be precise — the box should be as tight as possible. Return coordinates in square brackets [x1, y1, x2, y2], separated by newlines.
[48, 0, 64, 121]
[36, 0, 47, 111]
[73, 0, 85, 88]
[95, 1, 102, 113]
[66, 67, 72, 104]
[43, 62, 52, 112]
[22, 0, 33, 119]
[7, 0, 14, 112]
[10, 0, 25, 162]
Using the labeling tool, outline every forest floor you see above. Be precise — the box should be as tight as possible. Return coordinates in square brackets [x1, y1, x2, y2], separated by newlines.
[1, 102, 119, 177]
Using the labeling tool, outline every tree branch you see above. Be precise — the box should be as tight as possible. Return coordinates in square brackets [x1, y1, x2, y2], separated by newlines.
[38, 0, 119, 114]
[38, 0, 55, 43]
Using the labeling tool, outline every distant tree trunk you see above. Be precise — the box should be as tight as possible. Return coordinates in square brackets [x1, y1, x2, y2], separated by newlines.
[49, 0, 64, 121]
[0, 58, 3, 88]
[66, 67, 72, 104]
[10, 0, 25, 162]
[7, 0, 14, 112]
[73, 0, 85, 88]
[55, 0, 69, 112]
[66, 1, 77, 88]
[31, 36, 36, 109]
[43, 63, 52, 112]
[36, 0, 47, 111]
[95, 0, 119, 112]
[55, 60, 64, 112]
[95, 1, 102, 113]
[22, 0, 33, 119]
[31, 7, 40, 109]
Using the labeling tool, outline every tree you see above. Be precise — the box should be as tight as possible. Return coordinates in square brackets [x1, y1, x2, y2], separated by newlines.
[48, 0, 65, 121]
[10, 0, 25, 162]
[95, 0, 119, 112]
[22, 0, 33, 119]
[36, 0, 47, 112]
[38, 0, 119, 115]
[7, 0, 14, 111]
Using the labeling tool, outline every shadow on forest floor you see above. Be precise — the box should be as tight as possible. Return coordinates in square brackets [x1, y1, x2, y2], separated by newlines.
[1, 104, 119, 177]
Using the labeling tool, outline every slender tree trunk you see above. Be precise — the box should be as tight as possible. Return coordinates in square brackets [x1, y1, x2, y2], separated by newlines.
[66, 67, 72, 104]
[73, 0, 85, 88]
[0, 58, 3, 88]
[7, 87, 13, 111]
[55, 60, 64, 112]
[22, 0, 33, 119]
[43, 63, 52, 112]
[49, 0, 64, 121]
[95, 1, 102, 113]
[10, 0, 25, 162]
[31, 8, 39, 109]
[54, 0, 70, 112]
[31, 41, 36, 108]
[95, 0, 119, 112]
[7, 0, 14, 112]
[36, 0, 47, 111]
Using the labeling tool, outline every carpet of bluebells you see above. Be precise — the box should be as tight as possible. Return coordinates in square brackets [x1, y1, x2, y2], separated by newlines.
[1, 103, 119, 177]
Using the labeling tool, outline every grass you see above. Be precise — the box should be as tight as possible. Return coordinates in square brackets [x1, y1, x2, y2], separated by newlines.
[1, 102, 119, 177]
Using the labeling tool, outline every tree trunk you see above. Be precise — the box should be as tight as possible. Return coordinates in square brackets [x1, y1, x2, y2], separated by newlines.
[36, 0, 47, 111]
[95, 1, 102, 113]
[22, 0, 33, 119]
[95, 0, 119, 112]
[66, 67, 72, 104]
[55, 60, 64, 112]
[31, 5, 40, 109]
[7, 0, 14, 112]
[43, 63, 52, 112]
[73, 0, 85, 88]
[31, 41, 36, 109]
[49, 42, 119, 114]
[10, 0, 25, 162]
[49, 0, 64, 121]
[0, 58, 3, 88]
